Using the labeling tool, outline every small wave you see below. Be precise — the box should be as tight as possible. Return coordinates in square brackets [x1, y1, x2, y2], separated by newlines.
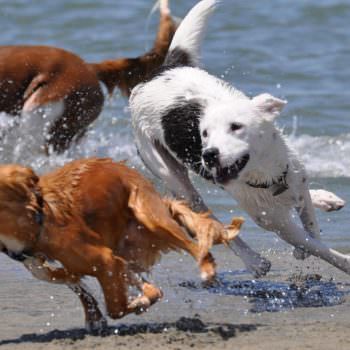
[287, 133, 350, 178]
[0, 110, 140, 173]
[0, 111, 348, 178]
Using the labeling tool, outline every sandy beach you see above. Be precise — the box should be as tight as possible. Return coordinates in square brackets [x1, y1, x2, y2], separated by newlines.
[1, 0, 350, 349]
[1, 248, 350, 350]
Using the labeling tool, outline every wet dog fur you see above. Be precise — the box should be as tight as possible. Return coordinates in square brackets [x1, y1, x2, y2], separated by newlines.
[0, 158, 242, 332]
[0, 0, 177, 154]
[130, 0, 348, 277]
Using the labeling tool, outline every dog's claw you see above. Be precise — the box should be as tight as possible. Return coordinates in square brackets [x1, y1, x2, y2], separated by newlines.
[293, 247, 311, 260]
[85, 317, 108, 335]
[246, 256, 271, 278]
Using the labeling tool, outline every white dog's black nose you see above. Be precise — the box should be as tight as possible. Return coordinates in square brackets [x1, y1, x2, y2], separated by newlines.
[202, 147, 220, 168]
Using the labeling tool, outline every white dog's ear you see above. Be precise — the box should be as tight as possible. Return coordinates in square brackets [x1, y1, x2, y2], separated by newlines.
[252, 93, 287, 120]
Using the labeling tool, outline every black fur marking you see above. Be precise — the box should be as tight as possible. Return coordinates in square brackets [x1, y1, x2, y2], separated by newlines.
[164, 48, 194, 69]
[148, 48, 194, 82]
[161, 102, 212, 180]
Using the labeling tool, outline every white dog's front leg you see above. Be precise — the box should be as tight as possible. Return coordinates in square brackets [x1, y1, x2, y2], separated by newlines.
[227, 238, 271, 278]
[294, 186, 322, 260]
[275, 215, 350, 275]
[154, 143, 271, 277]
[136, 133, 207, 211]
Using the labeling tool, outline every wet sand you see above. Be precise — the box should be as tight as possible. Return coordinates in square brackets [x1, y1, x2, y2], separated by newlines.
[1, 246, 350, 350]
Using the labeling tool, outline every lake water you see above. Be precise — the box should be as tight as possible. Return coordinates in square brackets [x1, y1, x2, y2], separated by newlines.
[0, 0, 350, 338]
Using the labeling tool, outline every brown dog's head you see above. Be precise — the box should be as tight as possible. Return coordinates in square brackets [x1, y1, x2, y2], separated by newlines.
[0, 164, 42, 256]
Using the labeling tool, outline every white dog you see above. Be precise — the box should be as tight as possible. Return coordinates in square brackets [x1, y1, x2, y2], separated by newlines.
[130, 0, 347, 277]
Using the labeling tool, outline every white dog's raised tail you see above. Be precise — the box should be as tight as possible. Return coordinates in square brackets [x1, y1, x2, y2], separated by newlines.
[165, 0, 219, 67]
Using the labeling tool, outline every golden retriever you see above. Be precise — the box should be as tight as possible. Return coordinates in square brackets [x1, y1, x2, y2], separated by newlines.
[0, 158, 242, 332]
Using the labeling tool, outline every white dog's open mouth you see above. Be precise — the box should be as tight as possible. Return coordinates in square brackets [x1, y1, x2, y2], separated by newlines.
[213, 154, 250, 184]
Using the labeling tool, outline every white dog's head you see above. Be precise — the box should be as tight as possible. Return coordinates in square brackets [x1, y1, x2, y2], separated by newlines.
[200, 93, 287, 184]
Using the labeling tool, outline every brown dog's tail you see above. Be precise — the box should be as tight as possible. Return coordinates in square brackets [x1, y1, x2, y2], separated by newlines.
[90, 0, 178, 97]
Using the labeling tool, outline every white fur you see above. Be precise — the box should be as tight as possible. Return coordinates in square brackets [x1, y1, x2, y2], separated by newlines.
[0, 234, 25, 253]
[166, 0, 218, 66]
[130, 0, 348, 276]
[159, 0, 170, 15]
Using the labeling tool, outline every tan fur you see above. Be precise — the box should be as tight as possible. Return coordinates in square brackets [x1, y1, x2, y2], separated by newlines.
[0, 4, 177, 153]
[0, 158, 242, 330]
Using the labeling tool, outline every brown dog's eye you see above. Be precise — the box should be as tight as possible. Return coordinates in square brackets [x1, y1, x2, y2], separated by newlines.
[230, 123, 243, 132]
[202, 129, 208, 138]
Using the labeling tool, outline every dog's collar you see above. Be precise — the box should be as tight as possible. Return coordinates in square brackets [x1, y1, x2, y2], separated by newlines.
[33, 187, 45, 245]
[246, 165, 289, 196]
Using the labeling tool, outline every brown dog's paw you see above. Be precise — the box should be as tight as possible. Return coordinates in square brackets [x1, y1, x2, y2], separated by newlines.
[142, 282, 163, 305]
[128, 296, 151, 315]
[199, 253, 216, 283]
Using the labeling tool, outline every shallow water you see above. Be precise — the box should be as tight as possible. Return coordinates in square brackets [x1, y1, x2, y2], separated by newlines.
[0, 0, 349, 339]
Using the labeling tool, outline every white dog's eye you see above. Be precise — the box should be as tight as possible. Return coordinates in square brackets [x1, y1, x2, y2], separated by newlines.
[230, 123, 243, 132]
[202, 129, 208, 138]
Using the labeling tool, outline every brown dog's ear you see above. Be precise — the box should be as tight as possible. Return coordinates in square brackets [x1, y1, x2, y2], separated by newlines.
[0, 165, 41, 211]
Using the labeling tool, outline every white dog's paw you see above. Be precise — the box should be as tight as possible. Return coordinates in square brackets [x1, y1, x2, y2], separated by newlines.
[293, 247, 311, 260]
[85, 317, 108, 334]
[310, 189, 345, 212]
[246, 255, 271, 278]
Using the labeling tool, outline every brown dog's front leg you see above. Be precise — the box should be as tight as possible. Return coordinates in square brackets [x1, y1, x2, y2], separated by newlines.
[68, 284, 107, 334]
[23, 257, 106, 332]
[23, 256, 79, 284]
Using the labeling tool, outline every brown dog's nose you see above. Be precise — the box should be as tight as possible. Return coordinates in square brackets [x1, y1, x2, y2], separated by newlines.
[202, 147, 220, 168]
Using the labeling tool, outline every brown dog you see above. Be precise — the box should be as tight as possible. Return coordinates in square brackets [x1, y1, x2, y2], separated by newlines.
[0, 0, 177, 153]
[0, 158, 243, 332]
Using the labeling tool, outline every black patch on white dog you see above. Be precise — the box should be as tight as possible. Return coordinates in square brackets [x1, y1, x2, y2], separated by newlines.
[148, 48, 194, 82]
[164, 48, 194, 69]
[161, 102, 212, 180]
